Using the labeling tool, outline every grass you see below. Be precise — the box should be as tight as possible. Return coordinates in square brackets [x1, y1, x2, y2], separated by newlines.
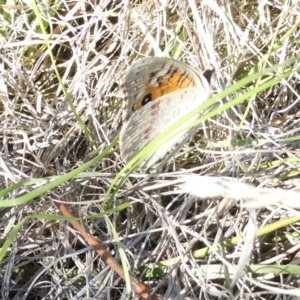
[0, 0, 300, 299]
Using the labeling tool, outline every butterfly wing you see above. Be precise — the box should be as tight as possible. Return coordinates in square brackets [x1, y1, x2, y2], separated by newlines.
[122, 57, 209, 122]
[120, 86, 210, 168]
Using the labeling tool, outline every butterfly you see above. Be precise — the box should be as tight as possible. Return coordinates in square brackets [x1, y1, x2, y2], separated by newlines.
[120, 57, 213, 169]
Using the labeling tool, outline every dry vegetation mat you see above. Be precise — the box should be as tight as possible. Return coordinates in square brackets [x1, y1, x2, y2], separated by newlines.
[0, 0, 300, 299]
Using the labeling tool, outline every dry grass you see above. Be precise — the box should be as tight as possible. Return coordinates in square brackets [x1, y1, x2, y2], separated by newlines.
[0, 0, 300, 299]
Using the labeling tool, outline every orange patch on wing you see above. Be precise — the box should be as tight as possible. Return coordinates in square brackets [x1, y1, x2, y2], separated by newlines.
[133, 70, 194, 111]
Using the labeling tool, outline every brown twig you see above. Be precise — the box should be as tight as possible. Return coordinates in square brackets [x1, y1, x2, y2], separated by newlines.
[53, 201, 162, 300]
